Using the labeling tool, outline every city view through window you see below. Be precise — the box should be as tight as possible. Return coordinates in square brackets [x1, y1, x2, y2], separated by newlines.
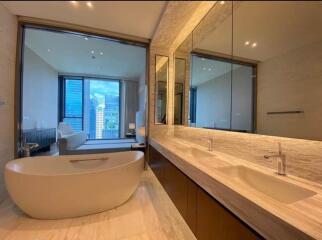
[63, 78, 120, 139]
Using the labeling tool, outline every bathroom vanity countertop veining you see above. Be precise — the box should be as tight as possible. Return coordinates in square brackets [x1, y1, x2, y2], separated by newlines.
[149, 136, 322, 240]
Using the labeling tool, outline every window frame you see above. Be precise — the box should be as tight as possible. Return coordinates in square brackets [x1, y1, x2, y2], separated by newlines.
[59, 75, 122, 140]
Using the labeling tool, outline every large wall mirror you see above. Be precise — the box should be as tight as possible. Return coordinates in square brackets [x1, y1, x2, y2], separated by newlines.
[174, 1, 322, 141]
[155, 55, 169, 124]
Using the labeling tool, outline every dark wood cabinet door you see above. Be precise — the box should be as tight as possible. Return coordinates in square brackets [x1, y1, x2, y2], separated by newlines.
[196, 188, 260, 240]
[186, 177, 198, 235]
[149, 146, 164, 181]
[163, 160, 189, 220]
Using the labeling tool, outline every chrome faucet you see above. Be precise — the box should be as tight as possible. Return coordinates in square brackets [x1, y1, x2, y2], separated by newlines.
[207, 137, 214, 152]
[264, 142, 286, 175]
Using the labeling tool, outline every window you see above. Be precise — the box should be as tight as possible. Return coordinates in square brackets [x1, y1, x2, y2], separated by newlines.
[61, 77, 121, 139]
[84, 79, 120, 139]
[63, 79, 83, 131]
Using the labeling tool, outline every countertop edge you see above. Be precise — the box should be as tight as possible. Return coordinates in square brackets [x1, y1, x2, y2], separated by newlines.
[149, 137, 316, 240]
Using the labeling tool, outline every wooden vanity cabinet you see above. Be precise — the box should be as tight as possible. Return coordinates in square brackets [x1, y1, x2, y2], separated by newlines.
[149, 145, 262, 240]
[196, 187, 259, 240]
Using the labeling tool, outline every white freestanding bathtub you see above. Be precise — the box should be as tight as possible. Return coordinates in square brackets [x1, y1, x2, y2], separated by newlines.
[5, 151, 144, 219]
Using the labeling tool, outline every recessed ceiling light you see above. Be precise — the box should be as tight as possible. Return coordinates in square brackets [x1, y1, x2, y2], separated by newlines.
[244, 41, 250, 46]
[208, 68, 212, 71]
[86, 1, 93, 8]
[202, 67, 206, 70]
[84, 37, 88, 40]
[70, 1, 78, 6]
[47, 49, 51, 52]
[100, 52, 104, 55]
[201, 58, 205, 61]
[220, 1, 225, 5]
[91, 50, 95, 54]
[252, 42, 258, 48]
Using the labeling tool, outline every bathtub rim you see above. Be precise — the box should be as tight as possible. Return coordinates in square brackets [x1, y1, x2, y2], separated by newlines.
[5, 151, 144, 177]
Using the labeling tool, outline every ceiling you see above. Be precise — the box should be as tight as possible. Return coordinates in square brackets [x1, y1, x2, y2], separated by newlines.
[1, 1, 166, 39]
[194, 1, 322, 61]
[191, 55, 232, 87]
[24, 28, 146, 79]
[191, 55, 249, 87]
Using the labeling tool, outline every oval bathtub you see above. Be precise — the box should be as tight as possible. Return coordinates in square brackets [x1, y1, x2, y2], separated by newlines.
[5, 151, 144, 219]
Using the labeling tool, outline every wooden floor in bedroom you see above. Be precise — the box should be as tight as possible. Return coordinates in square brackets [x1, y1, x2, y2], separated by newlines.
[0, 168, 196, 240]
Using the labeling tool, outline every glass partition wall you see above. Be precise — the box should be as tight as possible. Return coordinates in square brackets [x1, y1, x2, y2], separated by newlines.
[19, 25, 147, 156]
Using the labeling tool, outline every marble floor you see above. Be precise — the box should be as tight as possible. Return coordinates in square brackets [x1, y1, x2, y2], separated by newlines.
[0, 169, 196, 240]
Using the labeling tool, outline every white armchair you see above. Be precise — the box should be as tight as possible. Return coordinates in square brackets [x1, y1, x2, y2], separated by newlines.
[57, 122, 75, 138]
[57, 122, 87, 155]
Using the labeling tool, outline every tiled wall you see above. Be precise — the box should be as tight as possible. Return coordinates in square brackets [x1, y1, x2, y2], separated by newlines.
[150, 125, 322, 186]
[0, 4, 17, 202]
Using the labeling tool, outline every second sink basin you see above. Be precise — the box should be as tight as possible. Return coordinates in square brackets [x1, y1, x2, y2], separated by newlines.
[217, 166, 316, 204]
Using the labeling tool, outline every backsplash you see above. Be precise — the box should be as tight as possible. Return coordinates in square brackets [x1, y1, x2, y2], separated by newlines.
[150, 125, 322, 186]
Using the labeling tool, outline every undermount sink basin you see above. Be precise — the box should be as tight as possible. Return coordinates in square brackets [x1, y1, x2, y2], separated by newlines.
[217, 166, 316, 204]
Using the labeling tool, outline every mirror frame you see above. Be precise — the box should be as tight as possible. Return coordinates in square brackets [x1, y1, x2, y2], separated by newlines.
[154, 54, 169, 125]
[173, 57, 186, 125]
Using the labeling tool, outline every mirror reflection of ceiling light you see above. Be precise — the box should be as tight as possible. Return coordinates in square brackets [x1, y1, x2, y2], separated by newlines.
[84, 37, 88, 40]
[252, 42, 258, 48]
[203, 67, 206, 70]
[47, 49, 51, 52]
[201, 58, 205, 61]
[220, 1, 225, 5]
[244, 41, 258, 48]
[208, 68, 212, 71]
[91, 50, 95, 54]
[86, 1, 93, 8]
[100, 52, 104, 55]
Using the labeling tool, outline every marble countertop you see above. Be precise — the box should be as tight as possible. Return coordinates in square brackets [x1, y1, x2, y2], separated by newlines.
[149, 136, 322, 240]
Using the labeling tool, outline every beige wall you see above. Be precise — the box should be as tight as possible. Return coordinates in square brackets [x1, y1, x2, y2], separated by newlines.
[257, 41, 322, 141]
[0, 4, 17, 202]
